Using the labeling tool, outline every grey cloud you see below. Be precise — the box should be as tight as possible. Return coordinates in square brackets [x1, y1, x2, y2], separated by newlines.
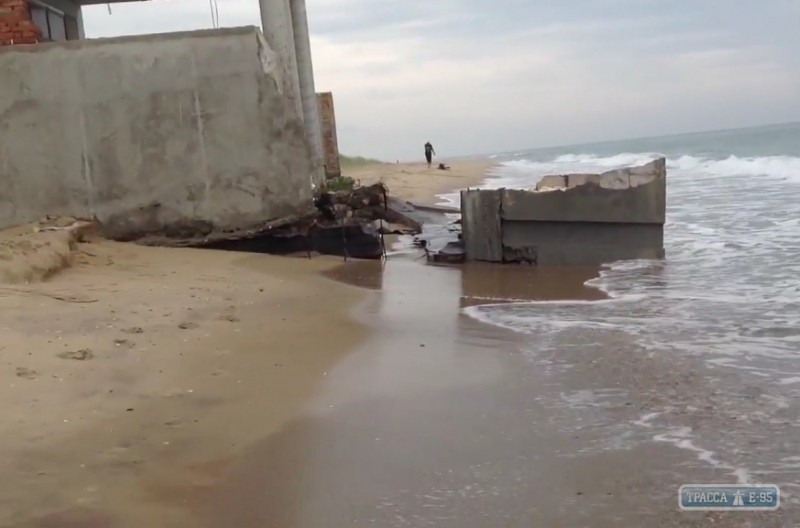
[82, 0, 800, 160]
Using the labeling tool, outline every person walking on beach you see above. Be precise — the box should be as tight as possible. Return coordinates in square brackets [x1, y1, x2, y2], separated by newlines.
[424, 141, 436, 168]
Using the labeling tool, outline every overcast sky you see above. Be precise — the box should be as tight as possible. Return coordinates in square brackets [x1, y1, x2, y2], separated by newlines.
[83, 0, 800, 161]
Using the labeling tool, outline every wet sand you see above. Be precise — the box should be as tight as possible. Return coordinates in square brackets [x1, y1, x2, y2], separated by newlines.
[184, 156, 791, 527]
[191, 256, 792, 527]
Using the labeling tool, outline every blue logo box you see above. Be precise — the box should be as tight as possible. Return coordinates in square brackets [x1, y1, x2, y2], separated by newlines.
[679, 484, 780, 511]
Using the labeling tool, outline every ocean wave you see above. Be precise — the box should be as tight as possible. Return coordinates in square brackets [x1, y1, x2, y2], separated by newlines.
[497, 152, 800, 184]
[552, 152, 663, 168]
[670, 154, 800, 180]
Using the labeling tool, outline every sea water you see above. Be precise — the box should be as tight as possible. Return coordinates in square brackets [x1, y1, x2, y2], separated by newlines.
[455, 122, 800, 495]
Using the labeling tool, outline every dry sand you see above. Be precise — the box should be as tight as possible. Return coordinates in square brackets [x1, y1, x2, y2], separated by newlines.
[343, 160, 496, 207]
[0, 222, 366, 527]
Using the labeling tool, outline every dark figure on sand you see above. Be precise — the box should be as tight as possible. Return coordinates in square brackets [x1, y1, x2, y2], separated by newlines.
[424, 142, 436, 168]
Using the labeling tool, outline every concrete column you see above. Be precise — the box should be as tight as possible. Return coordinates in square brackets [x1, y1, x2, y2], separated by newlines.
[289, 0, 325, 176]
[258, 0, 302, 118]
[317, 92, 341, 179]
[76, 3, 85, 39]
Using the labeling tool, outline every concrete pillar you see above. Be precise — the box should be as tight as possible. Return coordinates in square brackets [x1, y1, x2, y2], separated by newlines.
[317, 92, 341, 179]
[258, 0, 302, 118]
[76, 3, 85, 39]
[289, 0, 325, 177]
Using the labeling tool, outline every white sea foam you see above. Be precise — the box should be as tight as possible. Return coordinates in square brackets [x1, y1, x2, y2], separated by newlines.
[632, 412, 661, 428]
[653, 427, 752, 484]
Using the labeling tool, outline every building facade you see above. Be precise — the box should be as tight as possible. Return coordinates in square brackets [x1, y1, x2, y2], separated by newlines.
[2, 0, 77, 45]
[0, 0, 327, 180]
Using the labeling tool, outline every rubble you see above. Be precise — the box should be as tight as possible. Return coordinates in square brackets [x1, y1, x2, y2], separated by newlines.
[459, 158, 667, 266]
[194, 183, 426, 260]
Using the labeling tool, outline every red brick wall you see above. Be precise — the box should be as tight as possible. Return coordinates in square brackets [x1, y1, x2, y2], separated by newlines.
[0, 0, 41, 46]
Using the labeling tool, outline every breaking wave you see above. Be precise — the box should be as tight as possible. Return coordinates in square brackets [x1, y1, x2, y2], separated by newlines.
[485, 153, 800, 189]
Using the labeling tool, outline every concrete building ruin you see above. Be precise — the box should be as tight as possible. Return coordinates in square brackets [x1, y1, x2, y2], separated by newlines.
[0, 0, 344, 243]
[0, 0, 326, 175]
[460, 158, 667, 266]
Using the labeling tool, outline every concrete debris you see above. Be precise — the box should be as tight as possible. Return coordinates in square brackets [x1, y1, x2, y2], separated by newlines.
[460, 158, 667, 266]
[425, 241, 466, 265]
[535, 159, 664, 192]
[199, 183, 427, 259]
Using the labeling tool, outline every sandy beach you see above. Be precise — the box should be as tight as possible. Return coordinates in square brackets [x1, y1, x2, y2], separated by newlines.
[0, 160, 495, 527]
[3, 157, 788, 528]
[343, 160, 495, 207]
[0, 228, 367, 527]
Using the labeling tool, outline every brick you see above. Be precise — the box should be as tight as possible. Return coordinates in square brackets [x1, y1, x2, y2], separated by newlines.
[0, 0, 42, 47]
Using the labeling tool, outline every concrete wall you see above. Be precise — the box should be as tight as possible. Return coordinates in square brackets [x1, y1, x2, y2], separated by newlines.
[461, 158, 666, 266]
[317, 92, 341, 179]
[0, 26, 317, 241]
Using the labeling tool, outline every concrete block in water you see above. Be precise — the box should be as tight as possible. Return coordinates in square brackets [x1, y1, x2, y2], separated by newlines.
[461, 158, 666, 266]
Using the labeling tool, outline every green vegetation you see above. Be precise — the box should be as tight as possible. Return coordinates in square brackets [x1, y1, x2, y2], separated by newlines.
[339, 155, 384, 168]
[324, 176, 357, 192]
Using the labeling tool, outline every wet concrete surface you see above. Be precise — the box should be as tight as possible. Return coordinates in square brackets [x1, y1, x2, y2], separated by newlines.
[188, 255, 793, 527]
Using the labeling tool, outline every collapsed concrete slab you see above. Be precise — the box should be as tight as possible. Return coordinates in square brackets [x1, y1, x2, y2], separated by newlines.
[460, 158, 666, 266]
[0, 27, 317, 243]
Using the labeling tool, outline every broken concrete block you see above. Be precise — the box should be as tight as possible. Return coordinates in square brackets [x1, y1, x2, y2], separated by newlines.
[461, 158, 666, 266]
[599, 169, 630, 190]
[566, 174, 603, 188]
[535, 175, 568, 191]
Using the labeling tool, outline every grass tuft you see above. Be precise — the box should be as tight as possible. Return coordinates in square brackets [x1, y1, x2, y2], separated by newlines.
[324, 176, 357, 192]
[339, 155, 383, 168]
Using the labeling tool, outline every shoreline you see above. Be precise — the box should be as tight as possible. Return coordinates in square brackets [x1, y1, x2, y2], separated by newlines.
[181, 161, 785, 527]
[0, 160, 497, 527]
[1, 157, 613, 527]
